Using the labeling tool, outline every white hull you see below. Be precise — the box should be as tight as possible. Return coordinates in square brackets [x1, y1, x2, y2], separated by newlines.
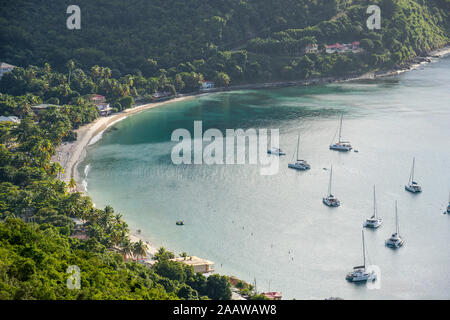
[329, 143, 352, 151]
[288, 161, 310, 170]
[323, 196, 340, 207]
[267, 148, 286, 156]
[363, 218, 382, 229]
[405, 184, 422, 193]
[346, 271, 376, 282]
[385, 236, 404, 248]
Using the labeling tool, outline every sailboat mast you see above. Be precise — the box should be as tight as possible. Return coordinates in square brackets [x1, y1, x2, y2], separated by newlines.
[296, 133, 300, 161]
[362, 230, 366, 268]
[338, 114, 343, 143]
[373, 185, 377, 218]
[328, 165, 333, 195]
[411, 157, 415, 182]
[395, 201, 399, 234]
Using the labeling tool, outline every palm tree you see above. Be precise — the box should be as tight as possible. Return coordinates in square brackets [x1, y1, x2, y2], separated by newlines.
[66, 60, 75, 85]
[132, 240, 148, 261]
[180, 252, 188, 260]
[121, 240, 134, 261]
[68, 177, 77, 192]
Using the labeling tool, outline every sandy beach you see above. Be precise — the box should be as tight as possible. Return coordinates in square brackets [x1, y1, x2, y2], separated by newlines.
[53, 95, 194, 188]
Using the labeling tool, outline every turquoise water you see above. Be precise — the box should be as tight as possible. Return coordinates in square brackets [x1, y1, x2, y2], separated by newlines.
[80, 57, 450, 299]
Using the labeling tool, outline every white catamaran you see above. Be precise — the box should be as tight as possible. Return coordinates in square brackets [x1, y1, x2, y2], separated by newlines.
[385, 201, 405, 248]
[363, 185, 383, 228]
[346, 230, 377, 282]
[288, 133, 310, 171]
[329, 114, 352, 151]
[322, 164, 340, 207]
[446, 192, 450, 215]
[405, 157, 422, 193]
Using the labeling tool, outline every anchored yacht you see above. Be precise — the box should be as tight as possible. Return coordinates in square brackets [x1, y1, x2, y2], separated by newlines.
[323, 165, 340, 207]
[385, 201, 405, 249]
[364, 185, 383, 228]
[447, 192, 450, 214]
[346, 230, 377, 282]
[267, 147, 286, 156]
[329, 114, 352, 151]
[405, 157, 422, 193]
[288, 133, 310, 170]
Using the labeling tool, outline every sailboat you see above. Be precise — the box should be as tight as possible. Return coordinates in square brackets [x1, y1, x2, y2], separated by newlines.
[364, 185, 383, 228]
[288, 133, 310, 170]
[322, 164, 340, 207]
[385, 201, 405, 248]
[405, 157, 422, 193]
[267, 147, 286, 156]
[446, 192, 450, 214]
[346, 230, 377, 282]
[329, 114, 352, 151]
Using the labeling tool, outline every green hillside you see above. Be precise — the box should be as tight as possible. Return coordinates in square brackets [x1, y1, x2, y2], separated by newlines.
[1, 0, 449, 85]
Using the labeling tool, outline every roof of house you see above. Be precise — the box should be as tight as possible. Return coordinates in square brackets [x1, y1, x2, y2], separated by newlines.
[31, 104, 61, 109]
[261, 292, 282, 299]
[0, 116, 20, 123]
[0, 62, 16, 70]
[171, 256, 214, 267]
[352, 41, 360, 46]
[326, 43, 344, 49]
[87, 94, 106, 101]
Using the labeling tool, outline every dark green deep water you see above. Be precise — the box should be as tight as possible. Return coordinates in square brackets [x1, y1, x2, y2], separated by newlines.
[81, 57, 450, 299]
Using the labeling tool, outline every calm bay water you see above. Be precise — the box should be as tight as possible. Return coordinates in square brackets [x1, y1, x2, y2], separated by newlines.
[80, 57, 450, 299]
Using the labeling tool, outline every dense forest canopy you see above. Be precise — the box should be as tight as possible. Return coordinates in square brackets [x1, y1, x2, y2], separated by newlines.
[1, 0, 449, 84]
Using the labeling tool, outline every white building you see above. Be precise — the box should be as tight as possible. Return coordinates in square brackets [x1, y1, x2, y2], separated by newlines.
[0, 116, 20, 123]
[0, 62, 16, 79]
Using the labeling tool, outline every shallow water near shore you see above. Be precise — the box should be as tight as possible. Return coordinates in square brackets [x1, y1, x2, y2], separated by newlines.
[80, 56, 450, 299]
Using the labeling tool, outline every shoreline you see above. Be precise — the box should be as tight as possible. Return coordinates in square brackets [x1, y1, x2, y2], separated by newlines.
[53, 44, 450, 272]
[53, 95, 195, 188]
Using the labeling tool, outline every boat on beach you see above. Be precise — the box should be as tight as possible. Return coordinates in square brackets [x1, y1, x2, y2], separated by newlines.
[385, 201, 405, 249]
[323, 164, 340, 207]
[346, 230, 377, 282]
[329, 114, 352, 151]
[288, 133, 310, 171]
[364, 185, 383, 228]
[405, 157, 422, 193]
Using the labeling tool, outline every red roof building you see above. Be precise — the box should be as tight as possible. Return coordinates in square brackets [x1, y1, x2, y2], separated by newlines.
[261, 292, 282, 300]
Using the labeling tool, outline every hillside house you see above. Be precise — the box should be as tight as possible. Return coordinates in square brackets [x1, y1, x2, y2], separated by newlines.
[201, 80, 214, 89]
[31, 104, 61, 114]
[0, 116, 20, 123]
[305, 43, 318, 54]
[0, 62, 16, 79]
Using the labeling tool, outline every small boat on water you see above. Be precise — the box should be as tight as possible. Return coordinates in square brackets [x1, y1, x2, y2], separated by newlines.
[267, 147, 286, 156]
[385, 201, 405, 249]
[346, 230, 377, 283]
[288, 133, 310, 171]
[446, 192, 450, 214]
[176, 220, 184, 226]
[329, 114, 352, 151]
[363, 185, 383, 229]
[405, 157, 422, 193]
[323, 164, 340, 207]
